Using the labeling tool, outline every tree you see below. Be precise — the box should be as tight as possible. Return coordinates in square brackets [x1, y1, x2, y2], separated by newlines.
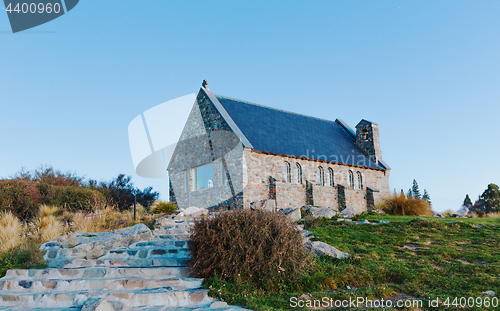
[102, 174, 159, 211]
[411, 179, 421, 199]
[463, 194, 472, 207]
[422, 189, 431, 206]
[407, 188, 413, 198]
[136, 186, 159, 209]
[479, 184, 500, 213]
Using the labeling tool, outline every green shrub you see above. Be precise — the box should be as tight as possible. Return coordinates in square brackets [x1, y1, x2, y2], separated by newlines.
[0, 179, 42, 220]
[382, 191, 433, 216]
[189, 209, 312, 290]
[37, 183, 105, 213]
[152, 201, 177, 214]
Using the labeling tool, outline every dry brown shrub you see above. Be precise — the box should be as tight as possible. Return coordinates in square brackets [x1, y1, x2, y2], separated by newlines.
[189, 209, 312, 289]
[382, 191, 434, 216]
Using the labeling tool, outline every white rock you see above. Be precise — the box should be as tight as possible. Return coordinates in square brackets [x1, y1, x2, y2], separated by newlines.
[307, 206, 336, 219]
[279, 207, 301, 222]
[304, 241, 350, 259]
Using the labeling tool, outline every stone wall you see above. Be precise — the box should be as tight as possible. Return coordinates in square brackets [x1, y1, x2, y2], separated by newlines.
[243, 149, 390, 212]
[168, 89, 245, 210]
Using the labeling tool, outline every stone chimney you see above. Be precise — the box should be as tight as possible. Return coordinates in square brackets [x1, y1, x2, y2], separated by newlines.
[355, 119, 382, 164]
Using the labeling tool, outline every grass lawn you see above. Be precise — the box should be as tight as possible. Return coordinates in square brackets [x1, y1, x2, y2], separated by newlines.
[206, 214, 500, 310]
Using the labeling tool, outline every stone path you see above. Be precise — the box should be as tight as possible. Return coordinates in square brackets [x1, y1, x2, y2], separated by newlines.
[0, 215, 250, 311]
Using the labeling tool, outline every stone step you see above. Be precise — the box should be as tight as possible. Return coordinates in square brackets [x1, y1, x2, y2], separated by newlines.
[130, 240, 189, 249]
[3, 267, 186, 281]
[0, 277, 203, 293]
[45, 257, 190, 269]
[153, 234, 190, 241]
[100, 247, 189, 260]
[0, 288, 213, 309]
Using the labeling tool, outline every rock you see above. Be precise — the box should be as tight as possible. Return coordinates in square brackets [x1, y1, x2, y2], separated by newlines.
[339, 206, 358, 218]
[154, 217, 173, 227]
[306, 206, 336, 219]
[182, 206, 209, 217]
[337, 218, 352, 222]
[250, 199, 276, 212]
[81, 298, 115, 311]
[210, 301, 229, 308]
[483, 290, 495, 296]
[372, 209, 385, 214]
[279, 207, 301, 222]
[304, 241, 350, 259]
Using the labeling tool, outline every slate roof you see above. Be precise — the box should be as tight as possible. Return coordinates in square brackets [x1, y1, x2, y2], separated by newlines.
[216, 95, 386, 170]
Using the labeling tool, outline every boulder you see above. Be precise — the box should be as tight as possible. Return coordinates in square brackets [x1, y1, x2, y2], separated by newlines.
[306, 206, 336, 219]
[250, 199, 276, 212]
[304, 241, 350, 259]
[279, 207, 301, 222]
[339, 206, 358, 218]
[183, 206, 208, 217]
[372, 209, 385, 214]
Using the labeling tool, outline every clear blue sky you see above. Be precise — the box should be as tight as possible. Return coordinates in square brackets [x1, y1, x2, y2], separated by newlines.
[1, 1, 499, 212]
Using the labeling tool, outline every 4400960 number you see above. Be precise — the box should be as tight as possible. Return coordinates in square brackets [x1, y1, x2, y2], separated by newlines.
[5, 2, 61, 14]
[443, 297, 498, 308]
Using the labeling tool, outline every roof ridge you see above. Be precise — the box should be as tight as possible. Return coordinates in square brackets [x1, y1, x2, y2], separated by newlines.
[215, 94, 339, 125]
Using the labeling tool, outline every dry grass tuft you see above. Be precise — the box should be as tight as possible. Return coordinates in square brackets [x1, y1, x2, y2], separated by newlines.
[382, 191, 434, 216]
[0, 211, 24, 252]
[38, 205, 59, 218]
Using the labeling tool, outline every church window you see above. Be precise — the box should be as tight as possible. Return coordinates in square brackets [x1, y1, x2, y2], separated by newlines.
[294, 163, 302, 184]
[349, 170, 354, 189]
[357, 172, 363, 190]
[328, 168, 334, 187]
[284, 162, 291, 183]
[195, 162, 214, 191]
[318, 166, 325, 186]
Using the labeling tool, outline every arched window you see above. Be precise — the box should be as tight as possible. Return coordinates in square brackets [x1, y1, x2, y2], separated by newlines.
[317, 166, 324, 186]
[349, 170, 354, 189]
[357, 172, 363, 190]
[294, 163, 302, 184]
[283, 162, 291, 183]
[328, 168, 334, 187]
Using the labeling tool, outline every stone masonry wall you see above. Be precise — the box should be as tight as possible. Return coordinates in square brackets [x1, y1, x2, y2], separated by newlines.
[243, 148, 390, 212]
[168, 90, 245, 210]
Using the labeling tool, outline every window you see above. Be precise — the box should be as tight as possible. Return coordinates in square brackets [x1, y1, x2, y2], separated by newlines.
[349, 170, 354, 189]
[283, 162, 291, 183]
[195, 162, 214, 191]
[318, 166, 324, 186]
[328, 168, 334, 187]
[183, 170, 189, 193]
[357, 172, 363, 190]
[294, 163, 302, 184]
[219, 161, 226, 186]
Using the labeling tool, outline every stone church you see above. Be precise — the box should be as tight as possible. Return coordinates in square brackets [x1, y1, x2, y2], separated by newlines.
[168, 81, 390, 215]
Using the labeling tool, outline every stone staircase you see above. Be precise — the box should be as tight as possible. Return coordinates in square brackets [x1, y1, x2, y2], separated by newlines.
[0, 215, 250, 311]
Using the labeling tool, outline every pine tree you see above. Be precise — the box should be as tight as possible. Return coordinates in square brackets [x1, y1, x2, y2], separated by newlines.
[411, 179, 421, 199]
[407, 188, 413, 198]
[463, 194, 472, 207]
[422, 189, 431, 206]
